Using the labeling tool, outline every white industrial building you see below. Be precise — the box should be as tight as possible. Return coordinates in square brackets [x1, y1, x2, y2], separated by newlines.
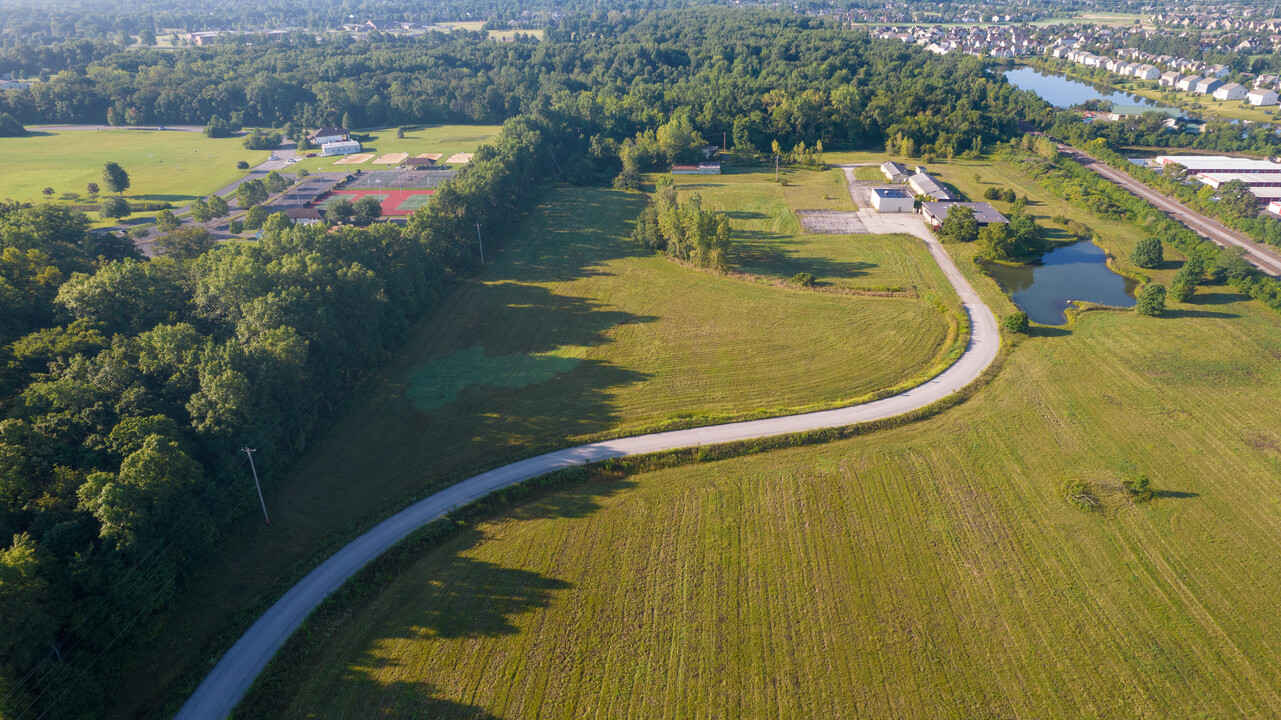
[869, 187, 914, 213]
[321, 139, 363, 156]
[1196, 173, 1281, 189]
[1155, 155, 1281, 175]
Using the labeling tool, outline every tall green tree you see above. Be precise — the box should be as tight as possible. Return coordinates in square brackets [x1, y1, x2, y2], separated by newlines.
[102, 162, 130, 195]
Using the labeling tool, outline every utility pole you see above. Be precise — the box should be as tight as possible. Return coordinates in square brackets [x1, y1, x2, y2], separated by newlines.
[243, 448, 269, 526]
[475, 222, 485, 265]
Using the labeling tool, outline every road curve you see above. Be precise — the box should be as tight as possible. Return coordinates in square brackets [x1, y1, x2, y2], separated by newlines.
[174, 181, 1001, 720]
[1059, 144, 1281, 277]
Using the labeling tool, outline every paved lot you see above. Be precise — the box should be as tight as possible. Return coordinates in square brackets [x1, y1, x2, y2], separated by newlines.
[797, 210, 868, 234]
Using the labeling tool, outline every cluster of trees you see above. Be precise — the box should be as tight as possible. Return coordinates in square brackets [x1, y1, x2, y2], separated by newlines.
[631, 178, 733, 271]
[938, 201, 1046, 264]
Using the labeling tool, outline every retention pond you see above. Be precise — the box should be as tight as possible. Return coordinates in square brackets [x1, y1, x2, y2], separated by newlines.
[1002, 65, 1179, 117]
[981, 240, 1137, 325]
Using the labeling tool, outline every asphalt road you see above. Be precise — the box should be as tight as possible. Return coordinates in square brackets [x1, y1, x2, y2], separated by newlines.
[1059, 145, 1281, 277]
[173, 173, 1001, 720]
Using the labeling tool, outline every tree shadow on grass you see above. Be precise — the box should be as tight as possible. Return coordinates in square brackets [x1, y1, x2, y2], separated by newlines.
[1154, 489, 1200, 500]
[1027, 325, 1072, 338]
[327, 480, 639, 717]
[130, 193, 199, 203]
[1163, 308, 1240, 320]
[723, 210, 768, 220]
[735, 240, 875, 280]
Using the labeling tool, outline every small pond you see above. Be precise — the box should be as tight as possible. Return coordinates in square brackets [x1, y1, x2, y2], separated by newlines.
[981, 240, 1137, 325]
[1002, 65, 1179, 117]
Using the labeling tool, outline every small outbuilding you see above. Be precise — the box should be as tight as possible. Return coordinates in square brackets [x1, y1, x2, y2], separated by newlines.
[880, 161, 910, 183]
[869, 187, 914, 213]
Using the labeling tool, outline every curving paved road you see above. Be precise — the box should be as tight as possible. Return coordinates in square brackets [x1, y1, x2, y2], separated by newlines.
[173, 173, 1001, 720]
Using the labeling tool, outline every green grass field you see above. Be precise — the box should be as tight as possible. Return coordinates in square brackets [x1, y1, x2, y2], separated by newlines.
[244, 167, 1281, 719]
[289, 124, 502, 174]
[668, 166, 953, 295]
[0, 129, 265, 204]
[113, 181, 959, 717]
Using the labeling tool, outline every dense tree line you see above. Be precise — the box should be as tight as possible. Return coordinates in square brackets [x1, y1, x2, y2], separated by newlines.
[1, 8, 1040, 161]
[0, 109, 562, 718]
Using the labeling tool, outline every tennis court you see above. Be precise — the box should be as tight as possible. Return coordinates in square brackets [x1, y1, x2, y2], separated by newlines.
[326, 189, 435, 216]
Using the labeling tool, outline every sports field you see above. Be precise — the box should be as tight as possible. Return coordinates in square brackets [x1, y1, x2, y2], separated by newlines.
[117, 183, 959, 718]
[241, 173, 1281, 719]
[0, 129, 265, 203]
[326, 189, 435, 216]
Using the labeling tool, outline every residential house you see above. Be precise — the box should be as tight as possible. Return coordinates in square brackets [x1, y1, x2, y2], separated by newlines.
[1248, 88, 1279, 106]
[1159, 70, 1182, 87]
[1195, 77, 1224, 95]
[1177, 75, 1202, 92]
[1213, 82, 1248, 101]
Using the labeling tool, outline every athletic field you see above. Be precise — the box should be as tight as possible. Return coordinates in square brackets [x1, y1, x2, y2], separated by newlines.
[326, 188, 434, 216]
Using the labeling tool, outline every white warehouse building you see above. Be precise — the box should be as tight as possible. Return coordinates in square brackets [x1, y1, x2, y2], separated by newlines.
[869, 187, 914, 213]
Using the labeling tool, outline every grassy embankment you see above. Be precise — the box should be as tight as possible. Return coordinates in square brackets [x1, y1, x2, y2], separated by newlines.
[114, 175, 959, 717]
[246, 158, 1281, 720]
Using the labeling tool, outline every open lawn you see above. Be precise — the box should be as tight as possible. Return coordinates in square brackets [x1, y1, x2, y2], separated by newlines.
[114, 183, 958, 717]
[244, 204, 1281, 720]
[289, 125, 502, 174]
[0, 129, 265, 204]
[439, 20, 545, 40]
[668, 166, 953, 295]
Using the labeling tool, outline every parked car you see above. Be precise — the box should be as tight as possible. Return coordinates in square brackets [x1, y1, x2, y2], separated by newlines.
[306, 153, 317, 157]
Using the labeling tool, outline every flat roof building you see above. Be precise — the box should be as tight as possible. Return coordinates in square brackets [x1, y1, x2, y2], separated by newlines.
[1196, 172, 1281, 189]
[920, 201, 1009, 228]
[1156, 155, 1281, 175]
[869, 187, 914, 213]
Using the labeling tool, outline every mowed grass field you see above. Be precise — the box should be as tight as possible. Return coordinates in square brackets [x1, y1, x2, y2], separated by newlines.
[289, 124, 502, 174]
[0, 129, 265, 203]
[670, 166, 955, 296]
[247, 237, 1281, 719]
[116, 182, 957, 717]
